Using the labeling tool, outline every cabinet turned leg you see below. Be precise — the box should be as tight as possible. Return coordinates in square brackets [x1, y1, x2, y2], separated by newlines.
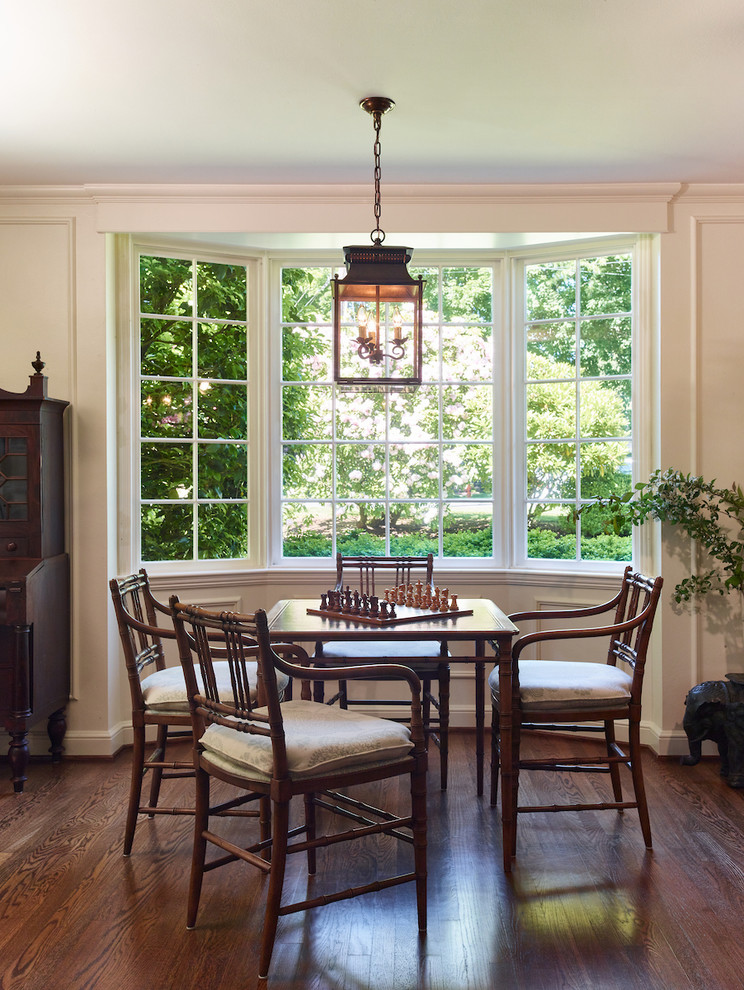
[47, 708, 67, 763]
[8, 730, 29, 793]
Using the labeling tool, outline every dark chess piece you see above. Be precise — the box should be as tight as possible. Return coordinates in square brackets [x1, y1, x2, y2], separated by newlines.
[370, 596, 379, 617]
[320, 593, 328, 610]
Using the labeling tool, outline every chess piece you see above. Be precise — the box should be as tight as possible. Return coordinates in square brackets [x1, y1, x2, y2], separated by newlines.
[450, 594, 458, 611]
[320, 593, 328, 611]
[370, 595, 379, 617]
[380, 601, 389, 619]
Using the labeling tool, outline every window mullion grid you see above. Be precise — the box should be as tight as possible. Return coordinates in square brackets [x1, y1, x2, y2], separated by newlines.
[191, 260, 199, 563]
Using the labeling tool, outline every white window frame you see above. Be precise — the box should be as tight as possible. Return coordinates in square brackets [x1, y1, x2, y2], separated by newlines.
[116, 234, 656, 578]
[267, 251, 506, 569]
[117, 236, 266, 575]
[509, 235, 654, 572]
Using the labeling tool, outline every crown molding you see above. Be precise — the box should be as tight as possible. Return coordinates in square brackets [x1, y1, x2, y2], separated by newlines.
[0, 180, 683, 204]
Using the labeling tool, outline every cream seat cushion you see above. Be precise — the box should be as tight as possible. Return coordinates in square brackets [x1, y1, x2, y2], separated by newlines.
[318, 640, 447, 662]
[489, 660, 633, 712]
[199, 699, 413, 780]
[142, 662, 289, 714]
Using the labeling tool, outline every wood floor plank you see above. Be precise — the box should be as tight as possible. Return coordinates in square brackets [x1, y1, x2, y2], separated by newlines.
[1, 732, 743, 989]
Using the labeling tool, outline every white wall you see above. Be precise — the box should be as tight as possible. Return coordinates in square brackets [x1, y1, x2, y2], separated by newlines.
[2, 182, 743, 762]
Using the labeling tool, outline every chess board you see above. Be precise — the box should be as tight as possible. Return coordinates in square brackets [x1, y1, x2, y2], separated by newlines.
[308, 596, 473, 626]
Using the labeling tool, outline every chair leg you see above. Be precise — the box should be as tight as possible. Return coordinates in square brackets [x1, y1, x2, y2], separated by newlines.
[490, 705, 500, 807]
[313, 679, 325, 703]
[147, 723, 169, 812]
[260, 795, 272, 862]
[186, 763, 210, 930]
[421, 677, 432, 744]
[499, 711, 517, 870]
[628, 720, 652, 848]
[439, 668, 450, 791]
[259, 799, 290, 980]
[124, 724, 146, 855]
[605, 719, 624, 805]
[411, 767, 428, 933]
[304, 792, 317, 874]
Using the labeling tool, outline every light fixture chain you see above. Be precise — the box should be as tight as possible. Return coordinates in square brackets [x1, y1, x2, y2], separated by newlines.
[372, 110, 384, 244]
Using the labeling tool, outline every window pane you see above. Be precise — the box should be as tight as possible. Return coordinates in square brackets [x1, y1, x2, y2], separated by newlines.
[141, 443, 192, 499]
[197, 383, 247, 439]
[282, 443, 332, 498]
[198, 503, 247, 559]
[443, 503, 492, 558]
[579, 380, 630, 438]
[141, 319, 192, 377]
[282, 324, 331, 381]
[336, 390, 385, 440]
[527, 504, 577, 560]
[389, 444, 439, 499]
[442, 384, 492, 440]
[527, 443, 577, 499]
[388, 386, 438, 441]
[526, 260, 576, 320]
[526, 381, 576, 440]
[527, 321, 576, 368]
[441, 325, 493, 382]
[390, 502, 439, 556]
[198, 443, 247, 499]
[580, 317, 631, 377]
[141, 504, 193, 561]
[198, 323, 247, 380]
[580, 441, 632, 498]
[579, 254, 631, 315]
[337, 502, 386, 556]
[441, 267, 493, 322]
[336, 444, 386, 498]
[140, 256, 192, 317]
[282, 502, 332, 557]
[442, 444, 493, 498]
[580, 508, 632, 562]
[283, 385, 333, 441]
[281, 267, 333, 323]
[141, 381, 193, 439]
[196, 263, 247, 321]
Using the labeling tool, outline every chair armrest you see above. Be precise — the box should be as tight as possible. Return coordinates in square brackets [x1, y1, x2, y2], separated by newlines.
[511, 612, 648, 662]
[509, 599, 618, 624]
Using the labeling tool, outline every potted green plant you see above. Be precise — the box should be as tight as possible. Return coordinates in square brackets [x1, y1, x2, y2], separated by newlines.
[580, 468, 744, 603]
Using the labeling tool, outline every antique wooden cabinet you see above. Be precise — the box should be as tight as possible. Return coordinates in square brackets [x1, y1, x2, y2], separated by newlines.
[0, 354, 69, 791]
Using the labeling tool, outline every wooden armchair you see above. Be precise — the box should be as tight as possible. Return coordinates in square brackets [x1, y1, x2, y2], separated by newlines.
[490, 565, 663, 872]
[170, 599, 428, 981]
[313, 553, 451, 789]
[109, 570, 286, 854]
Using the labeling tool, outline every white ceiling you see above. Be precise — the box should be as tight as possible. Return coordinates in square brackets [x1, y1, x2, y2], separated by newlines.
[3, 0, 743, 188]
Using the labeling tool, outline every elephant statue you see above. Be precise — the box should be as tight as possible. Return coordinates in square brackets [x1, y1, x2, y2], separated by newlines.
[681, 673, 744, 787]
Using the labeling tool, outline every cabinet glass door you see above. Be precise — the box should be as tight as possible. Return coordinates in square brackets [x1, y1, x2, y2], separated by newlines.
[0, 437, 28, 520]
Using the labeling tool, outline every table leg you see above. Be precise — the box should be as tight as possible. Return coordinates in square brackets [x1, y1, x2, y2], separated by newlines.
[475, 642, 485, 796]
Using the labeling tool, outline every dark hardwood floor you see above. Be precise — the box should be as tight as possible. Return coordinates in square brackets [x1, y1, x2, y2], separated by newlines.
[1, 731, 743, 990]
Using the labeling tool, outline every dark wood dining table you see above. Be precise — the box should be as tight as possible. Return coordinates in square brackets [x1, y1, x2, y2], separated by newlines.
[265, 597, 519, 796]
